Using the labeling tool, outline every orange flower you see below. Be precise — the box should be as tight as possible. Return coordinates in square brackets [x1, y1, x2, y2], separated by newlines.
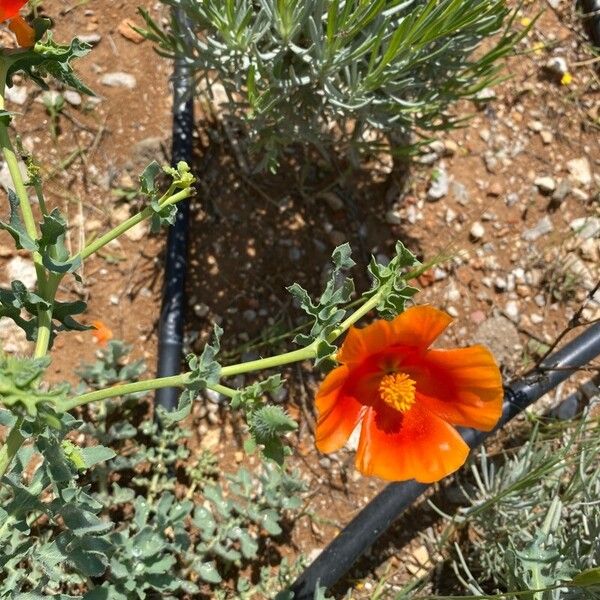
[91, 320, 113, 346]
[0, 1, 35, 48]
[315, 305, 503, 483]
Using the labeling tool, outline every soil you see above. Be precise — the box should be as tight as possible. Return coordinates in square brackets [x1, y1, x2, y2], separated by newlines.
[0, 1, 598, 599]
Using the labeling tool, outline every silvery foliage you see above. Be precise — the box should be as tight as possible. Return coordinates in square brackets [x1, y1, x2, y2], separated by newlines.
[0, 343, 305, 599]
[143, 0, 521, 170]
[427, 414, 600, 598]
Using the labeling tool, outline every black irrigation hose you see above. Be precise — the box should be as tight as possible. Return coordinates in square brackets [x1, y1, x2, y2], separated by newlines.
[581, 0, 600, 46]
[289, 321, 600, 599]
[155, 8, 194, 411]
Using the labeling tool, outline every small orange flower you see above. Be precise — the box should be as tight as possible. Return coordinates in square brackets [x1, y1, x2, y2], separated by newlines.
[91, 319, 113, 346]
[315, 306, 503, 483]
[0, 1, 35, 48]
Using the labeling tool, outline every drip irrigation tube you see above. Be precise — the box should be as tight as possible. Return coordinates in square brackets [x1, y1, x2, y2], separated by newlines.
[156, 9, 194, 411]
[581, 0, 600, 46]
[288, 321, 600, 599]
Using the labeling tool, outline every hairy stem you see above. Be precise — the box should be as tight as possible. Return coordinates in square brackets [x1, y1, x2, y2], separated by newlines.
[77, 187, 192, 261]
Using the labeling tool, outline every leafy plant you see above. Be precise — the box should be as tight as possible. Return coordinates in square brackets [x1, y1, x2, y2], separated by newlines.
[142, 0, 523, 170]
[425, 414, 600, 599]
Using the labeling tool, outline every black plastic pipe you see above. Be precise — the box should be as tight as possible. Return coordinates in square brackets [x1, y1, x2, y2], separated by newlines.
[289, 321, 600, 599]
[581, 0, 600, 46]
[156, 9, 194, 411]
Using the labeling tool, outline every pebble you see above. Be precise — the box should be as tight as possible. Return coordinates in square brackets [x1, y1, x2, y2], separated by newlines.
[487, 182, 503, 196]
[545, 56, 568, 76]
[504, 300, 520, 322]
[0, 318, 29, 353]
[63, 90, 83, 106]
[445, 208, 457, 224]
[470, 310, 486, 325]
[540, 130, 553, 145]
[530, 313, 544, 325]
[427, 165, 449, 201]
[469, 221, 485, 241]
[5, 85, 28, 105]
[566, 157, 592, 187]
[534, 176, 556, 194]
[528, 120, 543, 132]
[117, 18, 146, 44]
[580, 238, 599, 263]
[444, 139, 458, 156]
[570, 217, 600, 240]
[78, 32, 102, 45]
[447, 305, 459, 317]
[506, 192, 519, 207]
[451, 181, 469, 205]
[6, 256, 36, 290]
[100, 72, 137, 89]
[522, 216, 554, 241]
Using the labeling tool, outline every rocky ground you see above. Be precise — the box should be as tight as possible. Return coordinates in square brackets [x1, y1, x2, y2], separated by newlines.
[0, 1, 598, 598]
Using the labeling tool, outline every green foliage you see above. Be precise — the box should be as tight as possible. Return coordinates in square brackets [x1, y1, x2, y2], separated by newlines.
[364, 240, 420, 319]
[427, 415, 600, 599]
[4, 28, 93, 95]
[160, 324, 223, 426]
[142, 0, 521, 170]
[0, 341, 305, 599]
[287, 242, 355, 367]
[139, 160, 196, 233]
[0, 354, 68, 422]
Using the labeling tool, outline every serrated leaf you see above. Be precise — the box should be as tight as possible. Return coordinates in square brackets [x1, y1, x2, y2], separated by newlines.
[364, 241, 420, 319]
[160, 325, 223, 426]
[8, 33, 94, 95]
[0, 190, 37, 250]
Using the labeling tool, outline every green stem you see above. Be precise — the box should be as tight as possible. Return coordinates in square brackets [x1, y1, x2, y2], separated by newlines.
[33, 274, 61, 358]
[59, 287, 388, 412]
[76, 188, 192, 261]
[0, 417, 25, 479]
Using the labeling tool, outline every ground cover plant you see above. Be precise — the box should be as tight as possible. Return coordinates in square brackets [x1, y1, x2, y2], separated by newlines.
[0, 1, 599, 599]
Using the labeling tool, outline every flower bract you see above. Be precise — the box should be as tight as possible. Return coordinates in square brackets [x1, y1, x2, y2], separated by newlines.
[315, 305, 503, 483]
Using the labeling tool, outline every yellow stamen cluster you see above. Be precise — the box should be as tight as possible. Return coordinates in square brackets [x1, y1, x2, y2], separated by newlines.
[378, 372, 416, 413]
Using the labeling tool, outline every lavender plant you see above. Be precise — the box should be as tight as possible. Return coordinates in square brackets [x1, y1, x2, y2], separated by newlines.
[423, 414, 600, 599]
[142, 0, 524, 171]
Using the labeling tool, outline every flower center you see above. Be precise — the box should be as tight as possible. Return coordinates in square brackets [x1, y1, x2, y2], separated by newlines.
[379, 372, 416, 413]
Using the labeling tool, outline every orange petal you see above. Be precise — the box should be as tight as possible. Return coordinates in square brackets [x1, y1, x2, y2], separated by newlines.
[0, 0, 28, 22]
[338, 306, 453, 365]
[91, 319, 113, 346]
[8, 15, 35, 47]
[416, 345, 503, 431]
[315, 365, 363, 453]
[355, 404, 469, 483]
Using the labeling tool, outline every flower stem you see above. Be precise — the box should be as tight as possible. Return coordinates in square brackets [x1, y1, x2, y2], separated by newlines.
[76, 187, 192, 262]
[58, 290, 385, 411]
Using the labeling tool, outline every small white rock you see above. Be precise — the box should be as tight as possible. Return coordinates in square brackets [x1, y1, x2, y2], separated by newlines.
[470, 221, 485, 241]
[566, 157, 592, 187]
[100, 72, 137, 89]
[534, 176, 556, 193]
[505, 300, 520, 321]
